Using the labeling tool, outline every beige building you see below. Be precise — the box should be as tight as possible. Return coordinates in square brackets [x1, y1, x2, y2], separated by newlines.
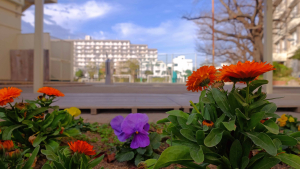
[273, 0, 300, 76]
[0, 0, 73, 81]
[68, 36, 158, 77]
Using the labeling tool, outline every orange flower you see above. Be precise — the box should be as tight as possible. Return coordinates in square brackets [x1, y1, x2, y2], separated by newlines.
[260, 118, 269, 124]
[203, 120, 214, 127]
[186, 66, 217, 92]
[0, 140, 14, 151]
[0, 87, 22, 106]
[37, 87, 64, 97]
[68, 140, 96, 156]
[219, 61, 275, 83]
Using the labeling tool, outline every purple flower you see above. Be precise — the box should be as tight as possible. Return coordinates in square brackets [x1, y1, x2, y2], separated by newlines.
[110, 115, 128, 142]
[110, 113, 150, 149]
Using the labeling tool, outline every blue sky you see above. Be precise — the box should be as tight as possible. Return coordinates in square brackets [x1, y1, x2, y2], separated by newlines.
[21, 0, 212, 55]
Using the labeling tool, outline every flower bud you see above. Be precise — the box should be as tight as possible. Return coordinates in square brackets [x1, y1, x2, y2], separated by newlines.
[0, 140, 14, 152]
[15, 102, 29, 110]
[28, 135, 36, 145]
[37, 95, 44, 100]
[42, 98, 47, 102]
[59, 127, 65, 134]
[5, 149, 21, 160]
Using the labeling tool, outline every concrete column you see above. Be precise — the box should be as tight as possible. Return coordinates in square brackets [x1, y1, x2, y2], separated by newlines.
[263, 0, 273, 94]
[33, 0, 44, 93]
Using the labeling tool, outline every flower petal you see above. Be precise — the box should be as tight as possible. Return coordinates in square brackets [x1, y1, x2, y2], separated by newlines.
[130, 133, 150, 149]
[121, 113, 149, 135]
[110, 115, 124, 132]
[143, 123, 150, 131]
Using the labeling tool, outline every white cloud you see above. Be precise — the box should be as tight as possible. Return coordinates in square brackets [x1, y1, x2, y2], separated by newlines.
[110, 20, 197, 53]
[22, 0, 112, 32]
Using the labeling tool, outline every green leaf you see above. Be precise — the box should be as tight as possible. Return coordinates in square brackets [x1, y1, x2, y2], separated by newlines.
[214, 114, 226, 128]
[33, 134, 47, 147]
[41, 164, 53, 169]
[201, 97, 211, 104]
[204, 128, 224, 147]
[2, 124, 24, 140]
[168, 115, 179, 126]
[247, 111, 265, 129]
[211, 88, 233, 118]
[248, 100, 268, 111]
[235, 108, 248, 131]
[42, 113, 55, 129]
[53, 161, 66, 169]
[22, 146, 40, 169]
[233, 91, 248, 107]
[273, 138, 282, 150]
[166, 110, 189, 119]
[244, 132, 277, 156]
[262, 120, 279, 134]
[269, 134, 297, 146]
[115, 151, 134, 162]
[241, 156, 249, 169]
[88, 155, 104, 168]
[137, 148, 147, 155]
[186, 113, 197, 125]
[25, 107, 48, 120]
[144, 159, 157, 169]
[149, 132, 161, 149]
[41, 149, 59, 161]
[190, 146, 204, 163]
[261, 103, 277, 114]
[63, 128, 80, 137]
[135, 154, 144, 166]
[248, 156, 280, 169]
[248, 152, 266, 167]
[242, 138, 252, 157]
[248, 80, 268, 93]
[156, 118, 169, 124]
[196, 130, 205, 145]
[229, 140, 242, 169]
[222, 120, 236, 131]
[276, 152, 300, 169]
[180, 129, 197, 142]
[289, 131, 300, 138]
[45, 140, 60, 153]
[153, 146, 192, 169]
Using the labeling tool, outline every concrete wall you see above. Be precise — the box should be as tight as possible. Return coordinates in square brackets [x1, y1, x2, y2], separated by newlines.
[50, 40, 74, 81]
[0, 0, 22, 80]
[17, 33, 51, 50]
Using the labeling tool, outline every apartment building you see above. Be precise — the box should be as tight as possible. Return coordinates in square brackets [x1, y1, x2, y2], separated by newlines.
[68, 36, 158, 76]
[273, 0, 300, 76]
[139, 60, 167, 78]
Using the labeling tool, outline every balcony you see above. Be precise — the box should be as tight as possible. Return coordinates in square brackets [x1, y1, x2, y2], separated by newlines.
[273, 52, 288, 61]
[288, 15, 300, 32]
[288, 0, 298, 8]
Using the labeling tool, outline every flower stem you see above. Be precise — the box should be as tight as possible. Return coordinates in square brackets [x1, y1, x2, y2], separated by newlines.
[245, 81, 250, 117]
[189, 100, 200, 114]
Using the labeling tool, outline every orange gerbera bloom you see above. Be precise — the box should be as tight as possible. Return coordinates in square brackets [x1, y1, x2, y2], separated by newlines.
[203, 120, 214, 127]
[0, 140, 14, 151]
[37, 87, 64, 97]
[0, 87, 22, 106]
[68, 140, 96, 156]
[186, 66, 217, 92]
[219, 61, 275, 83]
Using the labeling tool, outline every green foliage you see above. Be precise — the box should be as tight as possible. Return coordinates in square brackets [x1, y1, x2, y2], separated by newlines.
[0, 93, 80, 151]
[41, 145, 104, 169]
[273, 62, 292, 78]
[290, 47, 300, 60]
[149, 80, 300, 168]
[115, 132, 161, 166]
[0, 145, 40, 169]
[75, 69, 84, 78]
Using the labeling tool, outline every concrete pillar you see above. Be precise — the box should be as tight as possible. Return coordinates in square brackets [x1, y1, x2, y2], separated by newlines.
[263, 0, 273, 94]
[33, 0, 44, 93]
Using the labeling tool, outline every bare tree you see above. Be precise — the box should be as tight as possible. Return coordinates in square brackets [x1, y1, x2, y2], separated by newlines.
[184, 0, 287, 62]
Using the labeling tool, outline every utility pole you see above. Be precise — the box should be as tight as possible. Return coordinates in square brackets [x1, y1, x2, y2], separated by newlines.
[212, 0, 215, 66]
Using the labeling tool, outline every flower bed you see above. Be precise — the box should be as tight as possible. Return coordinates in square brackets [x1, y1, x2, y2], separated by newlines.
[1, 61, 300, 169]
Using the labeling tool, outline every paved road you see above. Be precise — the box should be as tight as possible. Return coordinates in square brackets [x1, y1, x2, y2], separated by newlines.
[2, 82, 300, 94]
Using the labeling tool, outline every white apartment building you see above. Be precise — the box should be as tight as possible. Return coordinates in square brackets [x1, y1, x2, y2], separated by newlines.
[67, 36, 158, 75]
[273, 0, 300, 76]
[140, 60, 167, 78]
[168, 55, 193, 81]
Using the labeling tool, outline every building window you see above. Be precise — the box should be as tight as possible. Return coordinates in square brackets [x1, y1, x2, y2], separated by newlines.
[292, 31, 298, 46]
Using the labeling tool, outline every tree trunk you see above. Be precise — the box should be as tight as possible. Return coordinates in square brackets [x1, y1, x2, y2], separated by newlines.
[253, 36, 264, 62]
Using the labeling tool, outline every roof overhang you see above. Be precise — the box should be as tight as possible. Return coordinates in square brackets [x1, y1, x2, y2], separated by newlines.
[22, 0, 57, 12]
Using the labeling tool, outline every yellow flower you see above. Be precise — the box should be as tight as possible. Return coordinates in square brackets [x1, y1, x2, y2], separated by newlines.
[64, 107, 81, 117]
[289, 116, 295, 123]
[280, 114, 288, 122]
[279, 121, 286, 127]
[298, 125, 300, 131]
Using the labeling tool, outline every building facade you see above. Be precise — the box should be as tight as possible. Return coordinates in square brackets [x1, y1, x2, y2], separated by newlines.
[167, 55, 193, 82]
[68, 36, 158, 77]
[273, 0, 300, 76]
